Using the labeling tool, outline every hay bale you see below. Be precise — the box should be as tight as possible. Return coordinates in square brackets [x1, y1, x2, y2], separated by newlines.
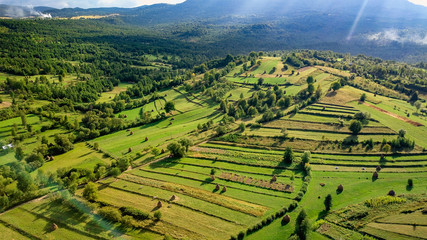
[373, 171, 379, 179]
[128, 148, 132, 153]
[215, 184, 220, 191]
[170, 195, 177, 201]
[145, 137, 149, 141]
[271, 175, 277, 182]
[157, 201, 163, 208]
[51, 223, 58, 231]
[320, 183, 325, 187]
[388, 190, 396, 196]
[282, 215, 291, 225]
[222, 186, 227, 192]
[337, 184, 344, 192]
[211, 175, 216, 181]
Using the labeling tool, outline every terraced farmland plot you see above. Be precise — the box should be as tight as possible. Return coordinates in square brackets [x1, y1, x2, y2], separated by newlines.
[264, 119, 395, 135]
[0, 197, 130, 240]
[92, 106, 222, 157]
[90, 144, 304, 239]
[244, 127, 396, 142]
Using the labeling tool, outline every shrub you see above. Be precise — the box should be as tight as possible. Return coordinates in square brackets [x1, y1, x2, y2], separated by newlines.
[301, 151, 311, 164]
[295, 191, 304, 201]
[120, 206, 150, 220]
[364, 196, 406, 208]
[408, 179, 413, 187]
[98, 206, 122, 222]
[154, 211, 162, 221]
[324, 194, 332, 211]
[121, 215, 135, 228]
[312, 219, 325, 230]
[349, 120, 363, 135]
[283, 147, 294, 164]
[82, 182, 98, 202]
[237, 231, 245, 240]
[289, 201, 298, 211]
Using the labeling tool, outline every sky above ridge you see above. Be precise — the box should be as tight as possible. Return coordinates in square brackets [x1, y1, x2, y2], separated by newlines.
[0, 0, 426, 9]
[0, 0, 186, 9]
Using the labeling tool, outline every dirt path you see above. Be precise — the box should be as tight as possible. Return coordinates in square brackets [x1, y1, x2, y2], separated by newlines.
[362, 102, 423, 127]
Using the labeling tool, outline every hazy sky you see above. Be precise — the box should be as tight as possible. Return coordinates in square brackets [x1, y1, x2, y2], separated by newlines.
[0, 0, 426, 8]
[0, 0, 186, 9]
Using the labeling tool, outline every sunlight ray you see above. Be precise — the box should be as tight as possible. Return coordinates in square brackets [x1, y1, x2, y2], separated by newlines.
[347, 0, 369, 41]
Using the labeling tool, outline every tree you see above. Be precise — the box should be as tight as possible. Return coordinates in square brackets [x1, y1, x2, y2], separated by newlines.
[258, 78, 264, 86]
[167, 142, 186, 158]
[398, 129, 406, 138]
[306, 76, 314, 84]
[117, 157, 130, 171]
[17, 172, 34, 192]
[54, 134, 74, 153]
[20, 112, 27, 126]
[301, 151, 311, 164]
[324, 194, 332, 211]
[382, 144, 391, 154]
[260, 109, 274, 122]
[331, 81, 341, 91]
[216, 126, 227, 136]
[349, 120, 363, 135]
[109, 167, 121, 177]
[83, 182, 98, 201]
[247, 106, 258, 117]
[15, 146, 24, 160]
[307, 83, 315, 95]
[283, 147, 294, 164]
[295, 209, 309, 240]
[164, 101, 175, 113]
[239, 123, 246, 132]
[178, 138, 193, 151]
[360, 93, 367, 102]
[220, 100, 227, 113]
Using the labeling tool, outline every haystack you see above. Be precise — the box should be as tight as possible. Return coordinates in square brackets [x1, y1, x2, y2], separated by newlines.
[170, 195, 177, 201]
[282, 215, 291, 224]
[51, 223, 58, 231]
[376, 165, 382, 172]
[271, 175, 277, 182]
[337, 184, 344, 192]
[215, 184, 220, 191]
[222, 186, 227, 192]
[373, 171, 379, 179]
[128, 148, 132, 153]
[157, 201, 163, 208]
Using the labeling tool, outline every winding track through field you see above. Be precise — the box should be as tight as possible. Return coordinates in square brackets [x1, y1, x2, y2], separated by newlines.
[362, 102, 423, 127]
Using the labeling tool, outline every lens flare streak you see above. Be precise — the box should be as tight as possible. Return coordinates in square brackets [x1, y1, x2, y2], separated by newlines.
[347, 0, 369, 41]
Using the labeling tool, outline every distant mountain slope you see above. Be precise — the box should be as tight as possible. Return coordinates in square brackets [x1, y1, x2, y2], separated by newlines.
[2, 0, 426, 62]
[43, 0, 427, 22]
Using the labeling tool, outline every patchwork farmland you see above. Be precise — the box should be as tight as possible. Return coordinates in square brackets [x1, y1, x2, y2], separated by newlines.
[0, 53, 426, 240]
